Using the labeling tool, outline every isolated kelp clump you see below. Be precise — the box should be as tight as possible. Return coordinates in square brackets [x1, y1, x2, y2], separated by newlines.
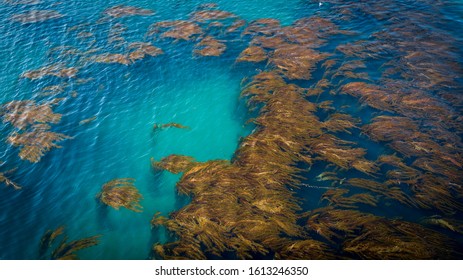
[0, 168, 22, 190]
[103, 5, 154, 18]
[39, 226, 101, 260]
[97, 178, 143, 212]
[11, 10, 63, 24]
[1, 100, 72, 163]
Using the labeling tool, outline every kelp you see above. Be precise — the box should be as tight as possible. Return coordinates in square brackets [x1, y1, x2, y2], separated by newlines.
[306, 208, 457, 259]
[78, 116, 97, 126]
[190, 10, 237, 22]
[422, 216, 463, 234]
[103, 5, 154, 18]
[151, 212, 168, 228]
[41, 84, 66, 96]
[151, 72, 333, 259]
[22, 64, 78, 80]
[92, 53, 130, 65]
[1, 100, 71, 163]
[128, 42, 164, 62]
[310, 134, 379, 176]
[149, 21, 203, 41]
[193, 36, 226, 57]
[39, 226, 64, 256]
[4, 0, 42, 5]
[96, 178, 143, 212]
[236, 46, 267, 63]
[242, 19, 281, 37]
[346, 178, 414, 207]
[269, 45, 329, 80]
[275, 239, 336, 260]
[363, 116, 462, 183]
[0, 168, 22, 190]
[2, 100, 61, 130]
[322, 113, 359, 134]
[153, 122, 190, 130]
[8, 126, 71, 163]
[226, 19, 246, 33]
[11, 10, 63, 24]
[39, 226, 100, 260]
[151, 155, 196, 174]
[410, 174, 463, 215]
[378, 154, 421, 185]
[320, 188, 378, 209]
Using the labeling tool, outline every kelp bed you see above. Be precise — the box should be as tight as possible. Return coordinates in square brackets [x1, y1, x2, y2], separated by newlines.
[1, 0, 463, 259]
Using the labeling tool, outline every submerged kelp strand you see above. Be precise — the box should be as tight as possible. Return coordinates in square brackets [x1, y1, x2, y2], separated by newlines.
[97, 178, 143, 212]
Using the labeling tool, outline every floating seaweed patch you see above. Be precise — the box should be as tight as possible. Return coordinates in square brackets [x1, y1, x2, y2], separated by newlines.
[1, 99, 71, 163]
[78, 116, 97, 126]
[153, 122, 190, 130]
[128, 42, 164, 62]
[22, 64, 78, 80]
[2, 100, 62, 130]
[226, 19, 246, 33]
[39, 226, 101, 260]
[190, 9, 237, 22]
[236, 46, 267, 63]
[242, 19, 280, 37]
[92, 53, 130, 65]
[193, 36, 226, 56]
[97, 178, 143, 212]
[0, 168, 22, 190]
[8, 125, 72, 163]
[41, 84, 66, 96]
[103, 5, 154, 18]
[4, 0, 42, 5]
[11, 10, 63, 24]
[149, 21, 203, 41]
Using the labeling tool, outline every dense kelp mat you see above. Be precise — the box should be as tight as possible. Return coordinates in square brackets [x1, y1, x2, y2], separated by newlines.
[1, 0, 462, 259]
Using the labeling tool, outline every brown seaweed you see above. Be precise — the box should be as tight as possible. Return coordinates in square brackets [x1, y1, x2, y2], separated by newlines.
[128, 42, 164, 62]
[269, 45, 330, 80]
[103, 5, 154, 18]
[193, 36, 226, 57]
[11, 10, 63, 24]
[306, 208, 457, 259]
[2, 100, 61, 130]
[22, 64, 78, 80]
[150, 21, 203, 41]
[0, 168, 22, 190]
[190, 10, 237, 22]
[39, 226, 100, 260]
[96, 178, 143, 212]
[236, 46, 267, 63]
[92, 53, 130, 65]
[151, 155, 196, 174]
[321, 188, 378, 209]
[8, 126, 71, 163]
[78, 116, 97, 126]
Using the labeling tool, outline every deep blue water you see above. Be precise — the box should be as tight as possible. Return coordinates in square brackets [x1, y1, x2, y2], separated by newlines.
[0, 0, 462, 259]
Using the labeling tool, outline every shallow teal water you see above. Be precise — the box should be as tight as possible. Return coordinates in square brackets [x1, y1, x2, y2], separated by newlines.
[0, 0, 462, 259]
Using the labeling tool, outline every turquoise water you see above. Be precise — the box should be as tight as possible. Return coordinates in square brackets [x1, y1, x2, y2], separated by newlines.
[0, 0, 462, 259]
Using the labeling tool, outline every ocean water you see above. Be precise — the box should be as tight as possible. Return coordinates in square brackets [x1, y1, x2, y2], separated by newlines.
[0, 0, 462, 259]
